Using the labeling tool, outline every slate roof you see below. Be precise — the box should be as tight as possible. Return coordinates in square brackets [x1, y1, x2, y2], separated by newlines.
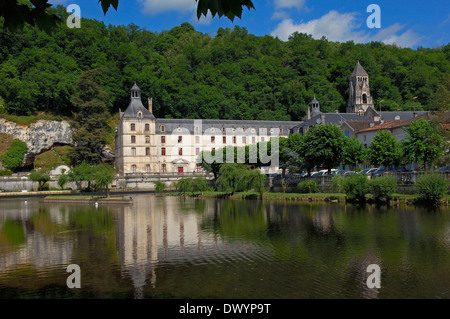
[379, 111, 427, 122]
[302, 113, 366, 127]
[155, 118, 303, 134]
[351, 61, 369, 77]
[342, 120, 378, 132]
[121, 83, 155, 119]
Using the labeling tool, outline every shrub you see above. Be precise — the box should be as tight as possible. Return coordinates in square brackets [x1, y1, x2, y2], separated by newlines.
[58, 174, 68, 189]
[1, 139, 27, 171]
[415, 174, 448, 205]
[331, 175, 345, 193]
[0, 170, 13, 176]
[342, 174, 368, 204]
[29, 170, 51, 191]
[368, 175, 397, 204]
[176, 178, 193, 194]
[192, 178, 209, 194]
[298, 179, 319, 193]
[154, 180, 166, 194]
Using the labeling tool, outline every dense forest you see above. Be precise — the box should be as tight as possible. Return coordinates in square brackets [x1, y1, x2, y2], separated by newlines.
[0, 5, 449, 122]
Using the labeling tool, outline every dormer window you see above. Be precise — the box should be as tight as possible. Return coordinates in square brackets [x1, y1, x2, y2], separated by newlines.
[137, 111, 142, 118]
[161, 125, 165, 132]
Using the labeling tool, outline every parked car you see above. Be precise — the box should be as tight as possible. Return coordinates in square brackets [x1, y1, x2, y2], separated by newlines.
[371, 166, 405, 176]
[359, 168, 377, 175]
[343, 171, 356, 175]
[437, 166, 450, 172]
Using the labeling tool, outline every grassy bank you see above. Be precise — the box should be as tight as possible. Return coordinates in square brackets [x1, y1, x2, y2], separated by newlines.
[163, 191, 450, 205]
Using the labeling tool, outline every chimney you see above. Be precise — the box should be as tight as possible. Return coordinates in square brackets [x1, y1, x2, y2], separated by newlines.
[320, 114, 326, 125]
[307, 105, 311, 120]
[148, 98, 153, 113]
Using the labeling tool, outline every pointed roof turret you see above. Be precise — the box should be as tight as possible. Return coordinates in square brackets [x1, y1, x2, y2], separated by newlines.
[122, 83, 155, 119]
[351, 60, 369, 77]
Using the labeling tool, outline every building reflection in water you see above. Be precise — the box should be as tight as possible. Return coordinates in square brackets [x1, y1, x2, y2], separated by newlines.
[0, 201, 73, 276]
[115, 196, 218, 298]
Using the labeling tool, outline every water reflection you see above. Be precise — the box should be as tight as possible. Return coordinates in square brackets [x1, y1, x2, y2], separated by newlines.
[0, 196, 449, 299]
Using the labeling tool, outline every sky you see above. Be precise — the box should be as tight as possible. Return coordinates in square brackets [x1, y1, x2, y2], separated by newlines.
[51, 0, 450, 49]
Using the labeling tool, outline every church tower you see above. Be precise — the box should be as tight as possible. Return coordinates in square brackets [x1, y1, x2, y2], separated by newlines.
[347, 61, 374, 115]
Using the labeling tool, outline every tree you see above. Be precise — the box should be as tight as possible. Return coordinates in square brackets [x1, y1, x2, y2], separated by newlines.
[29, 169, 51, 191]
[68, 161, 94, 190]
[302, 124, 346, 174]
[216, 163, 264, 196]
[1, 139, 27, 172]
[58, 173, 68, 189]
[154, 180, 166, 194]
[92, 163, 115, 197]
[342, 137, 367, 170]
[401, 117, 444, 170]
[1, 1, 254, 33]
[196, 0, 255, 21]
[368, 130, 403, 168]
[69, 68, 111, 165]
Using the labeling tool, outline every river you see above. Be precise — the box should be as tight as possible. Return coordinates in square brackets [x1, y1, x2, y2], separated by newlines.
[0, 195, 449, 299]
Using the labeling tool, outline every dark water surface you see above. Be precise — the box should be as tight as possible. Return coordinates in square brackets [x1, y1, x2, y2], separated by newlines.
[0, 195, 449, 299]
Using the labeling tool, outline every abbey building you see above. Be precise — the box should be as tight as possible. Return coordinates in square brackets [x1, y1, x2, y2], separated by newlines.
[114, 61, 428, 175]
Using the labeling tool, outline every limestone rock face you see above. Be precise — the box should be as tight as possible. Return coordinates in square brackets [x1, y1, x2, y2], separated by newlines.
[0, 118, 73, 158]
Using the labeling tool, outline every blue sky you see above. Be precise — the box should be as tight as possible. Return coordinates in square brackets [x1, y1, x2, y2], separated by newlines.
[52, 0, 449, 48]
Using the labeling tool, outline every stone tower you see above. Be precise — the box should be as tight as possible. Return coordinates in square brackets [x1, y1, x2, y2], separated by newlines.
[115, 83, 156, 174]
[347, 61, 374, 115]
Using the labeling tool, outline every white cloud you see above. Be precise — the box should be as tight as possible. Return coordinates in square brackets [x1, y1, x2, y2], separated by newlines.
[271, 10, 423, 48]
[274, 0, 306, 10]
[138, 0, 197, 15]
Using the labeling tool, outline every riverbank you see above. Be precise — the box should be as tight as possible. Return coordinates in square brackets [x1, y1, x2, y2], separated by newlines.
[164, 191, 450, 206]
[43, 195, 133, 205]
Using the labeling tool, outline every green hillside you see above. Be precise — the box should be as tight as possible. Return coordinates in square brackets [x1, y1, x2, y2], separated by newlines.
[0, 6, 448, 122]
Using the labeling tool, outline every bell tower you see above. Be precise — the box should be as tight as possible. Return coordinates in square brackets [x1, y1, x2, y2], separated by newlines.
[347, 61, 374, 115]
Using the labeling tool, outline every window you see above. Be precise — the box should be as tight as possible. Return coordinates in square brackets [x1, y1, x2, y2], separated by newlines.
[233, 136, 236, 144]
[363, 135, 367, 142]
[161, 164, 166, 173]
[195, 126, 199, 133]
[131, 135, 136, 143]
[145, 124, 150, 131]
[178, 167, 184, 173]
[211, 127, 215, 132]
[222, 127, 226, 134]
[130, 123, 136, 131]
[178, 148, 183, 156]
[211, 136, 215, 143]
[252, 136, 255, 143]
[131, 147, 136, 156]
[160, 125, 165, 132]
[223, 136, 226, 144]
[279, 128, 283, 134]
[161, 147, 166, 156]
[137, 111, 142, 118]
[362, 93, 367, 104]
[161, 136, 165, 143]
[178, 136, 182, 143]
[146, 164, 151, 173]
[195, 148, 200, 155]
[145, 136, 150, 143]
[212, 148, 215, 152]
[195, 136, 200, 144]
[145, 147, 150, 156]
[131, 165, 136, 174]
[261, 137, 265, 142]
[242, 136, 246, 144]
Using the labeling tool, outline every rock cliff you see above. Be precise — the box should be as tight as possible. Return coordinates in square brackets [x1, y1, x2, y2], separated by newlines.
[0, 118, 73, 159]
